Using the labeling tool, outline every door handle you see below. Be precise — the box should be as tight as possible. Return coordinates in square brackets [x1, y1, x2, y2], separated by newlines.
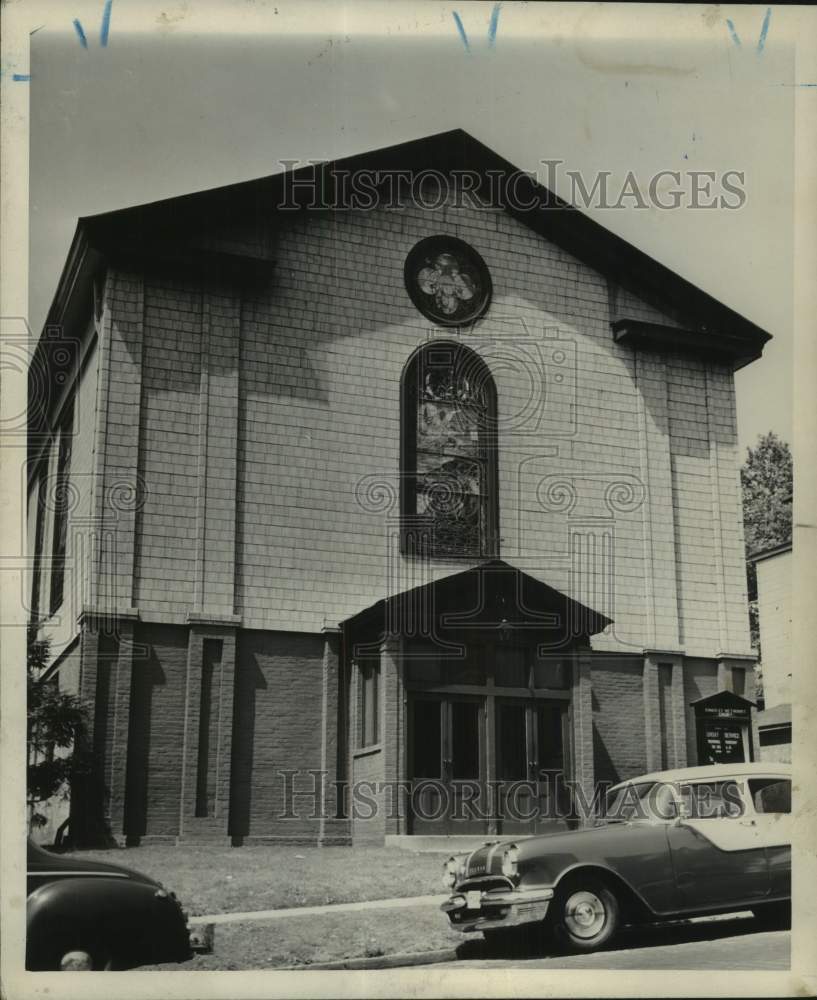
[739, 819, 757, 827]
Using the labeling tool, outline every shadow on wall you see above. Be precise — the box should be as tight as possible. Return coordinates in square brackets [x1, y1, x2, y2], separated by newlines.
[228, 657, 267, 845]
[123, 648, 166, 844]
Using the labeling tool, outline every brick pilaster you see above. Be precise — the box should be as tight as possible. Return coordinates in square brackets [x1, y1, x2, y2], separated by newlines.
[642, 656, 660, 773]
[178, 623, 237, 842]
[318, 628, 345, 844]
[107, 618, 136, 843]
[71, 618, 102, 845]
[381, 635, 401, 837]
[669, 659, 688, 768]
[644, 649, 686, 772]
[572, 648, 594, 824]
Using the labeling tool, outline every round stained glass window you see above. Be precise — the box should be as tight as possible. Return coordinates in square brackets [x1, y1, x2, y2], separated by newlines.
[404, 236, 492, 327]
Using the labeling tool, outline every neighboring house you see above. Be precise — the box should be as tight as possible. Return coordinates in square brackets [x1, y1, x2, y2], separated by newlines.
[750, 540, 793, 762]
[27, 130, 770, 847]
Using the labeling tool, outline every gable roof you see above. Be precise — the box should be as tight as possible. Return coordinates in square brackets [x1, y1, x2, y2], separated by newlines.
[341, 558, 611, 646]
[37, 129, 771, 409]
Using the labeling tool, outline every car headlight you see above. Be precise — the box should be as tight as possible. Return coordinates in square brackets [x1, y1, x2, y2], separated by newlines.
[442, 856, 461, 890]
[501, 844, 519, 878]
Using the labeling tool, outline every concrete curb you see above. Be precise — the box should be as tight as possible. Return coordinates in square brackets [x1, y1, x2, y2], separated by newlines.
[304, 948, 458, 971]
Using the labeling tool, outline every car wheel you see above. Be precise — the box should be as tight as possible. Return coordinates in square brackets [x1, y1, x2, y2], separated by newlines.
[550, 877, 620, 952]
[752, 902, 791, 930]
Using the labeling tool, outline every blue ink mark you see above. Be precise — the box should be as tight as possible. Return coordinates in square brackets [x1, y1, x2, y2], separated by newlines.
[73, 18, 88, 48]
[12, 73, 31, 81]
[726, 19, 741, 47]
[757, 7, 771, 54]
[452, 11, 470, 53]
[487, 3, 501, 48]
[100, 0, 113, 46]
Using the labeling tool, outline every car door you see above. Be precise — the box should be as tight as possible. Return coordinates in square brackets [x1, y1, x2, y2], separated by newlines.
[747, 776, 791, 899]
[601, 781, 683, 915]
[666, 778, 770, 910]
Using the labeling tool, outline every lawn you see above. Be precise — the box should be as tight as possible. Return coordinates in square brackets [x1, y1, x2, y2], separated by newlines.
[141, 904, 470, 970]
[68, 844, 450, 916]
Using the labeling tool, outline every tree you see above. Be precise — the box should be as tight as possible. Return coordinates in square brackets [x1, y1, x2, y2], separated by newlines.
[741, 431, 793, 556]
[740, 432, 793, 705]
[27, 626, 88, 832]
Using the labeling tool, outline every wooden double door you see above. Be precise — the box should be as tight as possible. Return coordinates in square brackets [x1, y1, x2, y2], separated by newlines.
[408, 694, 569, 835]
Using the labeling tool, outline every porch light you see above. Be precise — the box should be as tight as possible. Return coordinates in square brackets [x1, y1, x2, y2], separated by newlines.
[498, 618, 513, 643]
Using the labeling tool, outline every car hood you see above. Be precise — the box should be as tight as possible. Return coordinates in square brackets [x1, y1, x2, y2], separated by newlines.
[27, 838, 162, 888]
[460, 823, 634, 880]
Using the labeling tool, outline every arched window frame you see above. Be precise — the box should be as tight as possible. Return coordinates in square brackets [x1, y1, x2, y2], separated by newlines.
[400, 341, 499, 559]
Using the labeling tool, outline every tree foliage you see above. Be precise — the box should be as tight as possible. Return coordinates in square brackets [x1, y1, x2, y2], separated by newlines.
[741, 431, 793, 559]
[27, 626, 89, 829]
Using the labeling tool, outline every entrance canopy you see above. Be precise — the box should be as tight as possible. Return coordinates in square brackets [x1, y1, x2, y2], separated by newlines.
[341, 559, 611, 649]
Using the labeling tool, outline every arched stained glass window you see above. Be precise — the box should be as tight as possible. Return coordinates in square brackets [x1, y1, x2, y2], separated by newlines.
[401, 342, 498, 558]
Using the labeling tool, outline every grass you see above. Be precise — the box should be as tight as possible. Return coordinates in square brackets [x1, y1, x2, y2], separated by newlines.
[141, 905, 466, 970]
[67, 844, 450, 916]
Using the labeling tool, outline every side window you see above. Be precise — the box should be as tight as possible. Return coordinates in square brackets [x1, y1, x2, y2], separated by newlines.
[681, 780, 745, 819]
[748, 778, 791, 814]
[358, 660, 380, 749]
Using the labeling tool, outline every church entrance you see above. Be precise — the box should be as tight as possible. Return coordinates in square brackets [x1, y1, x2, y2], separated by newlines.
[494, 699, 571, 834]
[408, 694, 486, 835]
[407, 693, 572, 835]
[340, 560, 610, 842]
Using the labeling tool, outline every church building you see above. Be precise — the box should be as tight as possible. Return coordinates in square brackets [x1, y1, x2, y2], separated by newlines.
[28, 130, 769, 846]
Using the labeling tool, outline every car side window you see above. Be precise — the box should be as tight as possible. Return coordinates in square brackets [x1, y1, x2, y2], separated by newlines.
[748, 778, 791, 814]
[680, 780, 745, 819]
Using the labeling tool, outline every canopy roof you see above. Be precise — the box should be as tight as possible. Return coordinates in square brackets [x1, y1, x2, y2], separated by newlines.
[341, 559, 611, 649]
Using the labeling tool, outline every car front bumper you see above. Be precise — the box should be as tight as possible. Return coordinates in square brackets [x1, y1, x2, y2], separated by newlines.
[188, 922, 215, 953]
[441, 887, 554, 934]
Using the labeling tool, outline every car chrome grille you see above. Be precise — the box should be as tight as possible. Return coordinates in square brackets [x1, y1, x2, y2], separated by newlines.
[456, 876, 513, 894]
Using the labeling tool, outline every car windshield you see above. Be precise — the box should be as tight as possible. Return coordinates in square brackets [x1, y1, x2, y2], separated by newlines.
[604, 782, 677, 822]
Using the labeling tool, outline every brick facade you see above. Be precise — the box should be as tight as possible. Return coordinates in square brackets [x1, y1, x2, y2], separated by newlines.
[28, 133, 764, 846]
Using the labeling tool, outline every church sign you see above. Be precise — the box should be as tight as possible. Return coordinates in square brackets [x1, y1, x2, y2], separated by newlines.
[691, 691, 755, 766]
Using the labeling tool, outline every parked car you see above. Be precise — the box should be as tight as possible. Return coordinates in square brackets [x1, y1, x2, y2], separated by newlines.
[26, 838, 212, 970]
[441, 763, 791, 952]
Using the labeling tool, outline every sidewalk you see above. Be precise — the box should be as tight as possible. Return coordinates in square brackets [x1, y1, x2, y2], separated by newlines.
[189, 892, 449, 926]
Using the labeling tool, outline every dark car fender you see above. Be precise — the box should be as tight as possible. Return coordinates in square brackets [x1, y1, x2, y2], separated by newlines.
[26, 877, 191, 970]
[510, 825, 680, 916]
